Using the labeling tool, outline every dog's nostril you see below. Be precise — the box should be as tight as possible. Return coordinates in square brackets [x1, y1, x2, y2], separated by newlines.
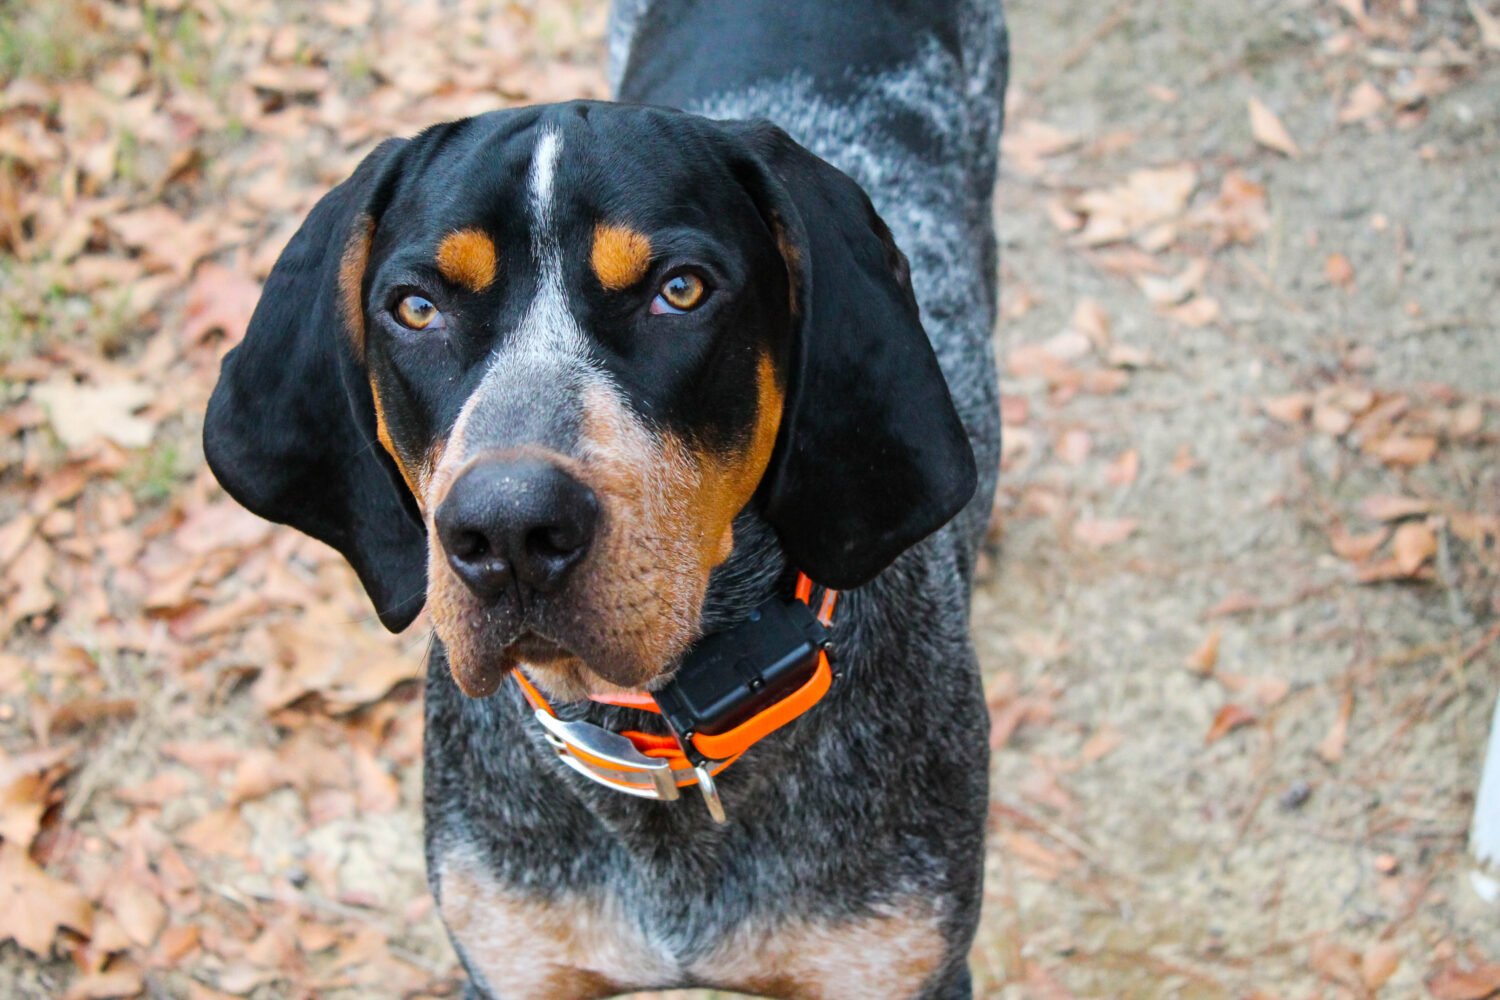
[526, 525, 578, 560]
[450, 530, 490, 562]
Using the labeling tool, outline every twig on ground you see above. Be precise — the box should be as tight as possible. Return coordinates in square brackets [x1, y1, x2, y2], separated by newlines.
[1230, 726, 1277, 852]
[1434, 519, 1477, 629]
[992, 797, 1141, 888]
[1018, 0, 1141, 109]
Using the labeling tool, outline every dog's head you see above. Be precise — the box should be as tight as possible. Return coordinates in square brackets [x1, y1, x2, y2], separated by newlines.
[205, 102, 974, 699]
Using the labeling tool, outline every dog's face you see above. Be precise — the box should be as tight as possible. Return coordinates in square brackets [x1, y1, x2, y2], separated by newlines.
[205, 102, 976, 701]
[359, 108, 793, 697]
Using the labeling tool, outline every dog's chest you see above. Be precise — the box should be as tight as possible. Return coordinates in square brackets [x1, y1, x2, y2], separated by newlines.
[436, 845, 946, 999]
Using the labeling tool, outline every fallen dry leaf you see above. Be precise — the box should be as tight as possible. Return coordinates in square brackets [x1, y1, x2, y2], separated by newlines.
[1366, 434, 1437, 466]
[1192, 170, 1269, 247]
[1427, 961, 1500, 1000]
[1186, 628, 1222, 675]
[353, 748, 400, 814]
[1001, 119, 1081, 176]
[1325, 252, 1356, 288]
[989, 696, 1055, 749]
[1310, 937, 1363, 989]
[105, 880, 166, 950]
[1218, 671, 1291, 707]
[177, 806, 250, 860]
[1071, 299, 1111, 347]
[228, 749, 288, 805]
[0, 746, 71, 849]
[1072, 518, 1138, 548]
[1361, 941, 1401, 991]
[1166, 296, 1220, 327]
[1329, 523, 1389, 562]
[1450, 401, 1485, 437]
[1080, 725, 1123, 763]
[1081, 369, 1129, 395]
[1205, 703, 1256, 744]
[1469, 0, 1500, 51]
[182, 262, 264, 346]
[1043, 329, 1093, 362]
[1357, 556, 1435, 584]
[1010, 633, 1069, 661]
[175, 502, 275, 556]
[5, 537, 56, 629]
[1107, 343, 1152, 368]
[1056, 429, 1092, 465]
[255, 621, 420, 713]
[1204, 591, 1260, 618]
[1072, 164, 1197, 245]
[1392, 521, 1437, 575]
[113, 772, 189, 808]
[1263, 393, 1312, 425]
[1312, 403, 1354, 436]
[1105, 449, 1139, 487]
[1360, 494, 1432, 521]
[1248, 96, 1301, 157]
[1045, 197, 1083, 232]
[1136, 259, 1207, 307]
[1001, 831, 1078, 880]
[0, 841, 94, 955]
[1007, 342, 1076, 382]
[1339, 81, 1387, 124]
[1318, 690, 1353, 763]
[31, 380, 156, 450]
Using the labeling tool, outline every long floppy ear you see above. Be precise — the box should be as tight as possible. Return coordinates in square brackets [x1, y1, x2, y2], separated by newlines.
[203, 139, 427, 631]
[723, 121, 978, 590]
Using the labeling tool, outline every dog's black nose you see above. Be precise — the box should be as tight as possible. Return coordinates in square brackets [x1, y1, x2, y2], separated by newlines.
[434, 458, 598, 600]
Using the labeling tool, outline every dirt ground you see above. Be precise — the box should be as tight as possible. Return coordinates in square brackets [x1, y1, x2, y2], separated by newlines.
[0, 1, 1496, 998]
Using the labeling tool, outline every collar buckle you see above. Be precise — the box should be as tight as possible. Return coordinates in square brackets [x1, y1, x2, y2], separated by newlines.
[533, 710, 683, 801]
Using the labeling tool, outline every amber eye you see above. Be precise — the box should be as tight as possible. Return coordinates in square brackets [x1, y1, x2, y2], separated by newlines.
[396, 294, 443, 330]
[651, 273, 706, 314]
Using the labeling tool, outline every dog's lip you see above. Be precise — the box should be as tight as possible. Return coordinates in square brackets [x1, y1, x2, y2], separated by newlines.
[447, 630, 573, 700]
[508, 630, 574, 665]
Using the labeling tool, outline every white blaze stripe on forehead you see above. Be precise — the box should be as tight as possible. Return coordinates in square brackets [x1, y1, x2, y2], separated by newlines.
[528, 126, 563, 250]
[443, 125, 606, 466]
[520, 125, 587, 358]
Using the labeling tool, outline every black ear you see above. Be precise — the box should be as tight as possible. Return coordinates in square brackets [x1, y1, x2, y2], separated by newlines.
[203, 139, 427, 631]
[723, 121, 977, 590]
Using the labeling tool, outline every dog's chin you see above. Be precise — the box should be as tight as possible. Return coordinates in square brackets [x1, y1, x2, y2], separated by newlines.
[444, 631, 672, 702]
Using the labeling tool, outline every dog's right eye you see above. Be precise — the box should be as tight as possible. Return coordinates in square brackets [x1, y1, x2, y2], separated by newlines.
[396, 295, 445, 331]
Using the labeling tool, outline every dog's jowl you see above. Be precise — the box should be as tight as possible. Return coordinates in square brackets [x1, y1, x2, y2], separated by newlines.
[205, 2, 1007, 997]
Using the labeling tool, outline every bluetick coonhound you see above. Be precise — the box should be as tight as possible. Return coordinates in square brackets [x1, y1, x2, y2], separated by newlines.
[204, 1, 1007, 996]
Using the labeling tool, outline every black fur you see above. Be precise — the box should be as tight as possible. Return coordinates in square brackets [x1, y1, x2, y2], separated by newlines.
[725, 119, 979, 588]
[203, 138, 427, 631]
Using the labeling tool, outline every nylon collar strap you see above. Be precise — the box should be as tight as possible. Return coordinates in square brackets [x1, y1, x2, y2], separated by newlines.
[510, 573, 838, 823]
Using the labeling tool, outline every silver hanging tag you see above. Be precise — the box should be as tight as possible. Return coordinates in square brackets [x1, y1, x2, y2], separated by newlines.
[694, 765, 727, 824]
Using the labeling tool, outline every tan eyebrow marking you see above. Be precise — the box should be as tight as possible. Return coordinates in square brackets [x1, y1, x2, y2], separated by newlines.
[436, 228, 498, 292]
[591, 223, 652, 291]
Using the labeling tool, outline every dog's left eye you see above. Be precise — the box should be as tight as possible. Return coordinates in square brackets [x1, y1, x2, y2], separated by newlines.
[396, 295, 445, 330]
[650, 273, 707, 314]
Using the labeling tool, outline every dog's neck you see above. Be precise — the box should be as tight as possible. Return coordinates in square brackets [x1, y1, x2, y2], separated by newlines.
[696, 508, 792, 635]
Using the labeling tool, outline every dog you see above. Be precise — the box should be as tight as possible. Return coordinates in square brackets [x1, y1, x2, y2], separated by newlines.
[204, 1, 1007, 996]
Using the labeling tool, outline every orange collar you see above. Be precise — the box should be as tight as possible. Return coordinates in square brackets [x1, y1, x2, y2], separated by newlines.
[510, 574, 837, 822]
